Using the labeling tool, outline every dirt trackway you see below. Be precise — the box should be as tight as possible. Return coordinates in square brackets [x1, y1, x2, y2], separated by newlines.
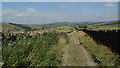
[62, 31, 98, 66]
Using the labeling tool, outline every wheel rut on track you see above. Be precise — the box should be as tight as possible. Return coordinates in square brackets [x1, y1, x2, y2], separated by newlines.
[62, 31, 98, 66]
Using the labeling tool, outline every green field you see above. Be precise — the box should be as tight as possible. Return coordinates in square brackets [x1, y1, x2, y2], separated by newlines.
[87, 24, 120, 30]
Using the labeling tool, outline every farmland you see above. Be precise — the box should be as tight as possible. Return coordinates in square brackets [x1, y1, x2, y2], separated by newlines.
[1, 21, 120, 67]
[87, 21, 120, 30]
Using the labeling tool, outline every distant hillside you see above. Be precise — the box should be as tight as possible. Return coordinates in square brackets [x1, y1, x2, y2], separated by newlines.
[2, 20, 119, 32]
[87, 20, 119, 30]
[2, 22, 32, 32]
[91, 20, 119, 26]
[39, 20, 119, 28]
[9, 23, 32, 30]
[39, 22, 90, 28]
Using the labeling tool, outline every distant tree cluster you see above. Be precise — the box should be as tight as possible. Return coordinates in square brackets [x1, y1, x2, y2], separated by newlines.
[78, 25, 87, 29]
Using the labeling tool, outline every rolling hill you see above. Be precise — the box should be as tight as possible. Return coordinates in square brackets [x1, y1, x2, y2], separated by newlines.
[87, 20, 120, 30]
[2, 22, 32, 32]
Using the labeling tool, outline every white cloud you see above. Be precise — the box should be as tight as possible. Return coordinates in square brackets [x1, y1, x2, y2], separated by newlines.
[2, 7, 117, 24]
[27, 8, 37, 13]
[2, 8, 70, 24]
[104, 3, 116, 7]
[14, 8, 62, 19]
[3, 9, 17, 14]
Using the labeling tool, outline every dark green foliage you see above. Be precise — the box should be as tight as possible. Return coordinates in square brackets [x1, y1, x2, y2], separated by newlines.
[9, 23, 32, 31]
[2, 32, 63, 67]
[78, 25, 87, 29]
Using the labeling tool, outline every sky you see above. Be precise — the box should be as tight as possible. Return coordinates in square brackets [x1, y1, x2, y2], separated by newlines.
[2, 2, 118, 24]
[2, 0, 120, 2]
[0, 1, 1, 22]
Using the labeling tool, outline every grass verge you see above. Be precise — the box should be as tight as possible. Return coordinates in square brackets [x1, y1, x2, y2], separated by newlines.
[79, 31, 120, 67]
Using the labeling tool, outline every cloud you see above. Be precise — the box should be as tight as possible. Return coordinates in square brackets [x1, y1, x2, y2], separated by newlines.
[2, 8, 85, 24]
[27, 8, 36, 13]
[15, 8, 38, 17]
[2, 7, 117, 24]
[2, 8, 72, 24]
[104, 3, 116, 7]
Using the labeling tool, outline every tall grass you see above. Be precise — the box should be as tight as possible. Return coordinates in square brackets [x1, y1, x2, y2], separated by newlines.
[2, 32, 64, 67]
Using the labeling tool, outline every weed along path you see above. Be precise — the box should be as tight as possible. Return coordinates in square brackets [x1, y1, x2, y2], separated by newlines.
[62, 31, 98, 66]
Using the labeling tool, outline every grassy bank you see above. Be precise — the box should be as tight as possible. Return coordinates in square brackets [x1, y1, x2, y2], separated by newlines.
[79, 31, 120, 66]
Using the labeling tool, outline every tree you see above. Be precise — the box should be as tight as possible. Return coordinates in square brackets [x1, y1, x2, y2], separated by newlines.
[78, 25, 87, 29]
